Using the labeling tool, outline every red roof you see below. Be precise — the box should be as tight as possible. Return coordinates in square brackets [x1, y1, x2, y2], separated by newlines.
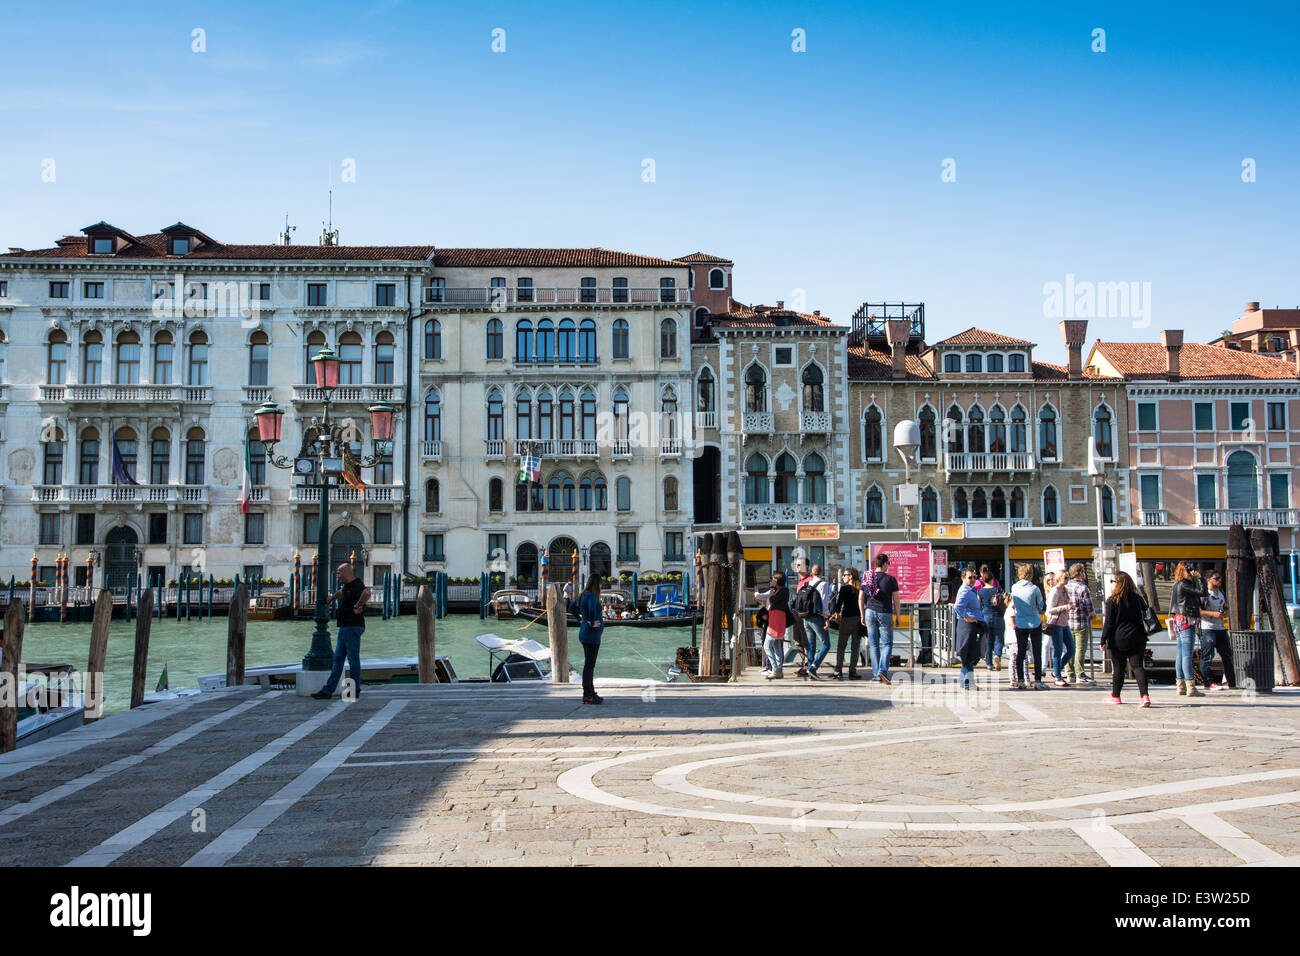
[847, 343, 936, 381]
[1031, 361, 1121, 382]
[710, 303, 839, 329]
[432, 248, 686, 268]
[1, 232, 434, 261]
[674, 252, 732, 263]
[1093, 342, 1299, 381]
[932, 327, 1034, 347]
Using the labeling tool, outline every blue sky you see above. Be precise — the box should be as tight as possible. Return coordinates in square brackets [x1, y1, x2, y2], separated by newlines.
[2, 0, 1297, 363]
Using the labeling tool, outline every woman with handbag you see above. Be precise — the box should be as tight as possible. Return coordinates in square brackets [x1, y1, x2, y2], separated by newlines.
[1010, 563, 1046, 689]
[1169, 562, 1206, 698]
[1044, 571, 1075, 687]
[1100, 570, 1153, 707]
[977, 565, 1006, 670]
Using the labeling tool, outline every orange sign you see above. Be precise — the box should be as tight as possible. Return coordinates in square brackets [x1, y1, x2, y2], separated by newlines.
[796, 523, 840, 541]
[922, 522, 965, 540]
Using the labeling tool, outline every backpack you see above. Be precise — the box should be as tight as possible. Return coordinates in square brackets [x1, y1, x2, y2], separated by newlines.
[990, 587, 1007, 612]
[863, 570, 881, 600]
[793, 580, 823, 617]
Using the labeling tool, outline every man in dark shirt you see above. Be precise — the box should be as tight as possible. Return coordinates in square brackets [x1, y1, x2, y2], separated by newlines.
[312, 563, 371, 700]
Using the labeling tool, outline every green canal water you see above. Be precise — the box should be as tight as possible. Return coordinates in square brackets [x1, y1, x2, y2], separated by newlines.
[21, 615, 693, 717]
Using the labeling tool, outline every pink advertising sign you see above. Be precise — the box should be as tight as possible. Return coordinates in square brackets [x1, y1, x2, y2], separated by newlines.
[869, 542, 933, 604]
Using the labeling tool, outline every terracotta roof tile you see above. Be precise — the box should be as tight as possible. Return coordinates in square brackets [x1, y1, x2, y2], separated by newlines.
[432, 247, 686, 268]
[847, 342, 936, 381]
[1031, 361, 1120, 382]
[674, 252, 732, 263]
[933, 327, 1035, 347]
[710, 302, 839, 329]
[1094, 342, 1299, 381]
[1, 232, 434, 261]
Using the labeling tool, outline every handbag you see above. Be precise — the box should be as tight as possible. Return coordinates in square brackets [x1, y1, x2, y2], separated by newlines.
[1139, 595, 1162, 636]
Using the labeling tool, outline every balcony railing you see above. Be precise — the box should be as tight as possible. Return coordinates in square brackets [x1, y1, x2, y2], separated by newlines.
[660, 439, 682, 457]
[291, 484, 401, 504]
[1197, 508, 1300, 527]
[742, 411, 773, 436]
[742, 503, 837, 525]
[512, 439, 599, 459]
[484, 439, 506, 458]
[423, 286, 691, 306]
[801, 411, 832, 433]
[1009, 517, 1033, 530]
[695, 410, 717, 430]
[32, 484, 200, 504]
[244, 386, 274, 404]
[421, 440, 443, 460]
[292, 384, 404, 404]
[944, 452, 1036, 473]
[1140, 509, 1169, 527]
[612, 440, 632, 458]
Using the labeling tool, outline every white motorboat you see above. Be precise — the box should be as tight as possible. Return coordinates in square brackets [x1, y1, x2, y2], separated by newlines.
[16, 664, 85, 748]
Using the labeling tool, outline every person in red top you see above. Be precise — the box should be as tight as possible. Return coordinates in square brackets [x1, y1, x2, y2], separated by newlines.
[755, 572, 793, 679]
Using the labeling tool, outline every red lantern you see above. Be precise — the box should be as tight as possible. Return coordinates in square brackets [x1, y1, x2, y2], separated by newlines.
[255, 402, 283, 443]
[311, 347, 340, 389]
[369, 403, 395, 442]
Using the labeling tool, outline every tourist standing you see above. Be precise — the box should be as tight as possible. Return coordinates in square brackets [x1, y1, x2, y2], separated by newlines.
[799, 563, 832, 676]
[1100, 570, 1151, 707]
[977, 565, 1006, 670]
[1064, 563, 1096, 683]
[954, 567, 984, 689]
[312, 563, 371, 700]
[830, 568, 862, 679]
[755, 572, 792, 679]
[578, 572, 604, 704]
[860, 553, 901, 685]
[1199, 570, 1234, 690]
[1010, 563, 1046, 690]
[1169, 562, 1206, 698]
[1044, 571, 1074, 687]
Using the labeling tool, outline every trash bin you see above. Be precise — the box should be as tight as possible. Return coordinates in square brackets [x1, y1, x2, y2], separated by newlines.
[1229, 630, 1275, 693]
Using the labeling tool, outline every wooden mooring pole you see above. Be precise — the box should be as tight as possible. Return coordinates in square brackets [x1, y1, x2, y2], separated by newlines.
[416, 585, 437, 683]
[547, 582, 570, 683]
[226, 581, 249, 691]
[1252, 529, 1300, 686]
[1, 599, 26, 754]
[85, 589, 113, 723]
[130, 589, 155, 709]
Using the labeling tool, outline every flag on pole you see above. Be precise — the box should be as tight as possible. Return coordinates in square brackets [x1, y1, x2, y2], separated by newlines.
[342, 456, 368, 513]
[155, 664, 169, 693]
[111, 437, 138, 486]
[519, 452, 541, 484]
[240, 430, 252, 514]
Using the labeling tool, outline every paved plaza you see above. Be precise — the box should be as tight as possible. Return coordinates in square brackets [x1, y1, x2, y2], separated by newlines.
[3, 673, 1300, 867]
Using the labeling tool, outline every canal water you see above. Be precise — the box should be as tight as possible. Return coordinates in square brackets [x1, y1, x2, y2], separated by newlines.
[21, 615, 694, 717]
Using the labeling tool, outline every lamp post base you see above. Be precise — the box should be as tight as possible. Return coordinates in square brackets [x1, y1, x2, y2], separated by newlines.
[296, 668, 331, 697]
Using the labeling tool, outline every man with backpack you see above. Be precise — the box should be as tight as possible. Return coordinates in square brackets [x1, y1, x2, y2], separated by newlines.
[796, 563, 832, 677]
[859, 552, 901, 684]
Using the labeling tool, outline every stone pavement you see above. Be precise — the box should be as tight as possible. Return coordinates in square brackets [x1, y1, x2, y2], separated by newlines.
[3, 671, 1300, 866]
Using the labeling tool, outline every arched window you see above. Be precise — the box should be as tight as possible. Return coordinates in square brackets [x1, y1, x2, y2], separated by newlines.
[745, 364, 767, 412]
[536, 387, 553, 440]
[801, 364, 824, 412]
[423, 389, 442, 441]
[79, 428, 100, 485]
[988, 405, 1006, 454]
[244, 331, 268, 386]
[1093, 404, 1114, 458]
[1227, 450, 1259, 509]
[580, 473, 595, 511]
[152, 332, 172, 385]
[47, 331, 68, 384]
[149, 428, 169, 484]
[694, 307, 709, 328]
[184, 427, 205, 485]
[594, 473, 608, 510]
[987, 353, 1004, 373]
[663, 476, 679, 511]
[612, 319, 629, 359]
[774, 452, 798, 504]
[660, 318, 678, 358]
[547, 473, 563, 510]
[921, 485, 939, 522]
[515, 320, 533, 362]
[1042, 486, 1059, 525]
[304, 330, 326, 384]
[590, 542, 612, 578]
[919, 406, 937, 460]
[557, 319, 575, 362]
[578, 319, 597, 362]
[965, 353, 983, 373]
[515, 387, 532, 440]
[486, 387, 504, 440]
[187, 331, 208, 386]
[1008, 353, 1026, 372]
[1009, 405, 1027, 454]
[558, 387, 575, 440]
[967, 405, 986, 454]
[1038, 404, 1058, 459]
[865, 486, 884, 525]
[697, 368, 715, 412]
[613, 386, 630, 439]
[971, 488, 987, 519]
[83, 331, 103, 384]
[562, 474, 576, 511]
[245, 427, 266, 485]
[338, 331, 362, 384]
[424, 319, 442, 360]
[946, 405, 964, 454]
[374, 331, 394, 383]
[803, 453, 826, 504]
[116, 331, 142, 385]
[486, 318, 504, 359]
[1011, 487, 1025, 519]
[661, 386, 678, 441]
[425, 478, 440, 513]
[616, 476, 631, 511]
[1101, 486, 1115, 524]
[862, 406, 883, 462]
[536, 318, 554, 362]
[991, 486, 1006, 518]
[744, 454, 769, 504]
[954, 488, 968, 519]
[516, 543, 538, 583]
[708, 268, 725, 289]
[581, 388, 597, 440]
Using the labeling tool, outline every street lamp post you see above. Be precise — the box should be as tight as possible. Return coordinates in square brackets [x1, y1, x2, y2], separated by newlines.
[254, 347, 395, 696]
[893, 419, 921, 667]
[1088, 436, 1106, 679]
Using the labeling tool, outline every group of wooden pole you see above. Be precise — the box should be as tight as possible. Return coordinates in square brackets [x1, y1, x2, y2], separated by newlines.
[697, 531, 745, 680]
[1227, 526, 1300, 685]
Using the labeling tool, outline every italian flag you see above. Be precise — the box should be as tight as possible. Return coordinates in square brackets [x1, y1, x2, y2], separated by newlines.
[240, 430, 252, 514]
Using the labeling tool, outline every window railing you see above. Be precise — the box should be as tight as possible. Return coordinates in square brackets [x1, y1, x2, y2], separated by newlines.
[742, 503, 836, 525]
[484, 439, 506, 458]
[421, 440, 443, 460]
[742, 411, 773, 435]
[660, 439, 682, 457]
[1197, 508, 1299, 527]
[292, 384, 404, 404]
[695, 410, 717, 430]
[33, 484, 185, 504]
[49, 384, 182, 402]
[944, 452, 1036, 472]
[616, 551, 639, 563]
[291, 484, 400, 504]
[424, 286, 691, 306]
[1139, 509, 1169, 527]
[801, 411, 832, 433]
[244, 386, 273, 403]
[611, 440, 632, 458]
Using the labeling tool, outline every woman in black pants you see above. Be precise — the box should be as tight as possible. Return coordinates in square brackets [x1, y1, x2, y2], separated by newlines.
[829, 568, 862, 679]
[1100, 570, 1151, 707]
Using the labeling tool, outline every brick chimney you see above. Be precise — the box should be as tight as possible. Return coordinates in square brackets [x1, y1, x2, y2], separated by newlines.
[885, 319, 910, 380]
[1059, 320, 1088, 379]
[1245, 301, 1261, 313]
[1290, 330, 1300, 375]
[1161, 329, 1184, 382]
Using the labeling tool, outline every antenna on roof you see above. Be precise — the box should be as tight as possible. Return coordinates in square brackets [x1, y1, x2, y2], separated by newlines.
[319, 190, 338, 247]
[277, 213, 296, 246]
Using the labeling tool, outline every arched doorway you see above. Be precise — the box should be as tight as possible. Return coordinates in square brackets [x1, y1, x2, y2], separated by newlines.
[548, 536, 579, 588]
[330, 525, 366, 584]
[693, 445, 721, 523]
[105, 526, 138, 590]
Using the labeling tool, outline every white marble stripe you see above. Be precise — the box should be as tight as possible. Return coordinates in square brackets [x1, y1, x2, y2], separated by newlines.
[183, 700, 406, 867]
[66, 701, 347, 866]
[1006, 700, 1051, 723]
[1070, 822, 1160, 867]
[340, 755, 595, 767]
[0, 696, 270, 828]
[1174, 813, 1286, 864]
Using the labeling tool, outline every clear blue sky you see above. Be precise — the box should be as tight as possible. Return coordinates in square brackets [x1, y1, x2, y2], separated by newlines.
[2, 0, 1297, 363]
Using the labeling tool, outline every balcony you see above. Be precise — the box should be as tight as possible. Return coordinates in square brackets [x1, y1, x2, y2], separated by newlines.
[423, 287, 691, 307]
[421, 440, 443, 460]
[484, 439, 506, 458]
[1140, 509, 1169, 527]
[742, 503, 837, 525]
[513, 439, 599, 459]
[291, 484, 401, 504]
[660, 439, 682, 457]
[1009, 517, 1034, 530]
[742, 411, 773, 437]
[32, 484, 187, 504]
[292, 384, 404, 405]
[801, 411, 832, 434]
[243, 386, 274, 404]
[611, 440, 632, 459]
[246, 487, 269, 504]
[695, 410, 717, 431]
[1197, 508, 1300, 527]
[39, 384, 197, 403]
[944, 452, 1036, 473]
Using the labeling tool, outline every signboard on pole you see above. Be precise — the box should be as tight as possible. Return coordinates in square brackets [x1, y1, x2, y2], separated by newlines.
[796, 523, 840, 541]
[1043, 548, 1066, 574]
[870, 542, 932, 604]
[932, 549, 948, 577]
[922, 522, 964, 540]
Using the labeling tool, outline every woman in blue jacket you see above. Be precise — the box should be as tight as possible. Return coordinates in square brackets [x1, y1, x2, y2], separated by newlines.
[578, 573, 604, 704]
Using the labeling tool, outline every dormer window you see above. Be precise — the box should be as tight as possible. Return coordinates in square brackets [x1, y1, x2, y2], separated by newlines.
[987, 354, 1004, 372]
[943, 353, 960, 372]
[170, 238, 190, 256]
[965, 354, 982, 373]
[708, 268, 725, 289]
[1008, 353, 1026, 372]
[90, 237, 114, 255]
